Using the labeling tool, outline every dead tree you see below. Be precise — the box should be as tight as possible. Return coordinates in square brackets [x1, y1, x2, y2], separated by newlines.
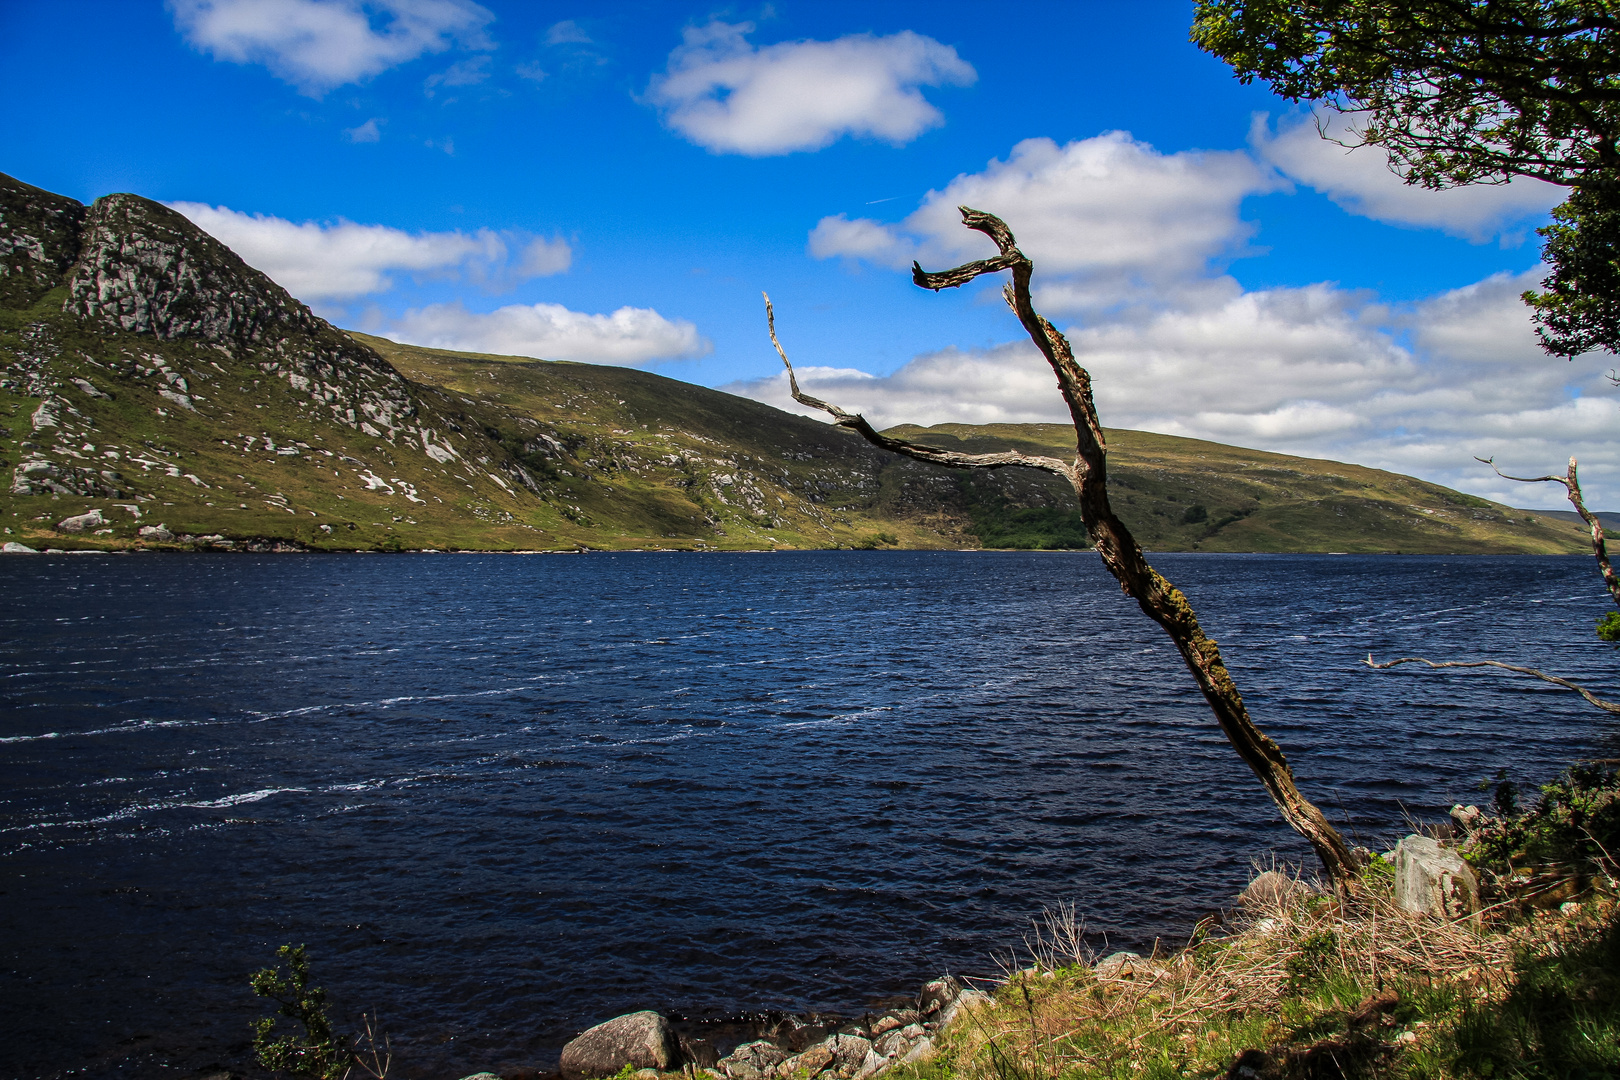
[1367, 456, 1620, 713]
[764, 206, 1363, 891]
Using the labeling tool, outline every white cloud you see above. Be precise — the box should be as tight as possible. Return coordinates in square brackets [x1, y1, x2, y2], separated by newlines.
[728, 271, 1620, 509]
[790, 126, 1615, 508]
[809, 133, 1279, 313]
[1253, 112, 1565, 241]
[545, 19, 591, 46]
[424, 53, 491, 91]
[344, 117, 382, 142]
[381, 301, 710, 365]
[646, 21, 975, 156]
[170, 202, 571, 299]
[170, 0, 493, 95]
[729, 344, 1060, 428]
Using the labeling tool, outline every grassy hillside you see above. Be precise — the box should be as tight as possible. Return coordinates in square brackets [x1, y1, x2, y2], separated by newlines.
[886, 423, 1588, 554]
[0, 171, 1591, 555]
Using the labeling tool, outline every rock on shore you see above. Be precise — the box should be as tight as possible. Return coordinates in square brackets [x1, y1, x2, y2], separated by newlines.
[551, 976, 984, 1080]
[559, 1011, 681, 1080]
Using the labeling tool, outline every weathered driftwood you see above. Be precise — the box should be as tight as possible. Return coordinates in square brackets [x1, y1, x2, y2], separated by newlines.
[1367, 456, 1620, 715]
[764, 206, 1361, 890]
[1362, 655, 1620, 714]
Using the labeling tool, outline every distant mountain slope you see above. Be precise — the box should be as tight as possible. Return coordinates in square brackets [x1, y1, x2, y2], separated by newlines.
[1534, 507, 1620, 532]
[349, 332, 1006, 549]
[0, 170, 1590, 554]
[886, 423, 1587, 554]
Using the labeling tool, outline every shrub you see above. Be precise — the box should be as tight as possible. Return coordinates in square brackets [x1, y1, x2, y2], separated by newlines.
[250, 945, 350, 1080]
[1468, 764, 1620, 882]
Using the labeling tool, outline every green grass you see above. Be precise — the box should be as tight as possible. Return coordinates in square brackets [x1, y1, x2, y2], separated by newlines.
[0, 307, 1590, 555]
[887, 423, 1587, 554]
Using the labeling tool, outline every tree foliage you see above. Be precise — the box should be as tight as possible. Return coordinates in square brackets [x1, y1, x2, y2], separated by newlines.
[1191, 0, 1620, 355]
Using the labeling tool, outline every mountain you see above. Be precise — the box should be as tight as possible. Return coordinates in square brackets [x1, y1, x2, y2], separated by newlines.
[0, 171, 1592, 555]
[881, 423, 1587, 554]
[1534, 507, 1620, 532]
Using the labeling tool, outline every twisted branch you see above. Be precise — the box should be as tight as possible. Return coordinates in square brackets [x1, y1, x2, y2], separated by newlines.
[1364, 655, 1620, 714]
[766, 206, 1362, 890]
[1368, 457, 1620, 717]
[765, 292, 1073, 477]
[1479, 455, 1619, 609]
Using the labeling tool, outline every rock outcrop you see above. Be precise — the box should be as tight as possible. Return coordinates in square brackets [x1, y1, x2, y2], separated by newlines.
[0, 172, 85, 309]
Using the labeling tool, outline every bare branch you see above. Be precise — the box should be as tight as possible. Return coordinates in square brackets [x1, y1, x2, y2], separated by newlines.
[1365, 654, 1620, 714]
[1479, 455, 1620, 609]
[762, 292, 1073, 478]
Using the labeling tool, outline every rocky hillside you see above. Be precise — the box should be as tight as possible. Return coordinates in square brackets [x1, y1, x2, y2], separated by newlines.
[0, 170, 1591, 554]
[0, 171, 991, 552]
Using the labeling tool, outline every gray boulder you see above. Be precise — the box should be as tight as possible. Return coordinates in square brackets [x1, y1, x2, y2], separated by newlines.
[871, 1030, 910, 1059]
[897, 1038, 935, 1066]
[57, 508, 107, 533]
[2, 542, 37, 553]
[559, 1011, 680, 1080]
[137, 524, 175, 541]
[1094, 951, 1144, 979]
[1239, 870, 1319, 911]
[1395, 834, 1480, 921]
[719, 1040, 787, 1080]
[852, 1048, 887, 1080]
[918, 976, 963, 1019]
[937, 990, 993, 1029]
[830, 1034, 872, 1073]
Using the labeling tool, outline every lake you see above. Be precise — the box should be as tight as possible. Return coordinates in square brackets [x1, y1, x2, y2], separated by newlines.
[1, 551, 1615, 1079]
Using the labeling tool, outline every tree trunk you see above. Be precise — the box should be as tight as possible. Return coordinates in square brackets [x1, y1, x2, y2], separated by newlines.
[767, 207, 1363, 890]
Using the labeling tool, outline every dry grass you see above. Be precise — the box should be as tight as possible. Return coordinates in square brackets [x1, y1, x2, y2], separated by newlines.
[903, 863, 1615, 1080]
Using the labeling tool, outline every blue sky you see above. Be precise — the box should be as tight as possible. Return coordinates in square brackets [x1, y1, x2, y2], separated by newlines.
[3, 0, 1612, 508]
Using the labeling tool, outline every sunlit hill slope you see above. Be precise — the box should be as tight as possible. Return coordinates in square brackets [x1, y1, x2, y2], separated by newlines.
[0, 170, 1589, 555]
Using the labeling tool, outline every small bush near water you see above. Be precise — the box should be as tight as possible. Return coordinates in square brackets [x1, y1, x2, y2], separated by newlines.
[250, 944, 390, 1080]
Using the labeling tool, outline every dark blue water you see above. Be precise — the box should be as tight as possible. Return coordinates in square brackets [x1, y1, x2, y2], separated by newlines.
[1, 552, 1616, 1079]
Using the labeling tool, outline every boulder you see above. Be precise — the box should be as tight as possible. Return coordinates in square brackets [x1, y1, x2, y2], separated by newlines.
[897, 1038, 934, 1066]
[1394, 834, 1480, 921]
[1450, 804, 1484, 832]
[1094, 951, 1144, 979]
[787, 1042, 836, 1076]
[1238, 870, 1318, 911]
[937, 990, 992, 1029]
[829, 1034, 872, 1073]
[2, 542, 37, 553]
[558, 1011, 680, 1080]
[852, 1048, 887, 1080]
[57, 508, 107, 533]
[719, 1040, 787, 1080]
[138, 524, 175, 541]
[872, 1030, 910, 1059]
[917, 976, 963, 1019]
